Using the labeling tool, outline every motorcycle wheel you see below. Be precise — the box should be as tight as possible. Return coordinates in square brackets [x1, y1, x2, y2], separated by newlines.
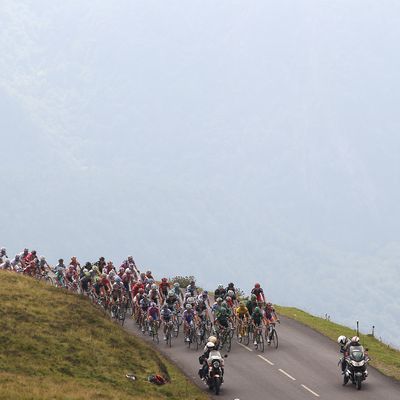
[343, 374, 349, 386]
[214, 377, 221, 395]
[356, 377, 362, 390]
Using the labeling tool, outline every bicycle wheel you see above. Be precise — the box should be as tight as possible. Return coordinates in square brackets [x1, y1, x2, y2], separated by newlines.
[258, 332, 264, 352]
[226, 332, 232, 352]
[271, 328, 278, 349]
[119, 307, 126, 326]
[173, 319, 180, 338]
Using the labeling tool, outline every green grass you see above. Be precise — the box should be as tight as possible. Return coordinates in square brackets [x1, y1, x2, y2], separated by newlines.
[276, 306, 400, 381]
[0, 271, 209, 400]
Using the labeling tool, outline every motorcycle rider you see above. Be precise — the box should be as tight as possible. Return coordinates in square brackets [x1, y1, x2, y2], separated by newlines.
[337, 335, 351, 373]
[198, 341, 224, 381]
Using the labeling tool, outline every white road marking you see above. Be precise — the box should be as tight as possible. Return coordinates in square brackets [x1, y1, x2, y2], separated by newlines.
[257, 355, 274, 365]
[237, 342, 253, 352]
[301, 384, 320, 397]
[278, 368, 296, 381]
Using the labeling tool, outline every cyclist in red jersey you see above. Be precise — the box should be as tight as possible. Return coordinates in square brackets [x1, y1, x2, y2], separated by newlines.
[159, 278, 170, 301]
[251, 283, 266, 304]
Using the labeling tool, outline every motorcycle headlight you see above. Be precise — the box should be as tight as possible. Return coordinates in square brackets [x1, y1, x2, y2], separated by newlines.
[351, 360, 365, 367]
[212, 360, 220, 368]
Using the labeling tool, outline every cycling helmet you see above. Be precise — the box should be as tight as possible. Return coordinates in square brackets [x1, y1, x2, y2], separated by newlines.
[174, 282, 180, 288]
[101, 273, 107, 278]
[147, 278, 154, 284]
[40, 256, 46, 261]
[218, 284, 223, 289]
[150, 302, 156, 307]
[115, 276, 121, 284]
[146, 270, 152, 275]
[203, 290, 208, 295]
[251, 294, 257, 301]
[254, 307, 261, 313]
[151, 284, 157, 290]
[337, 335, 347, 345]
[139, 288, 145, 294]
[58, 258, 63, 263]
[162, 303, 169, 308]
[225, 296, 231, 301]
[206, 341, 215, 349]
[216, 297, 223, 303]
[198, 298, 204, 304]
[15, 255, 20, 261]
[255, 283, 260, 288]
[208, 336, 218, 344]
[125, 268, 131, 274]
[186, 304, 192, 310]
[83, 268, 88, 273]
[228, 282, 234, 287]
[128, 255, 133, 260]
[119, 267, 125, 273]
[112, 282, 119, 289]
[168, 290, 175, 297]
[109, 270, 116, 277]
[227, 290, 234, 296]
[190, 280, 195, 285]
[239, 301, 245, 307]
[162, 277, 167, 282]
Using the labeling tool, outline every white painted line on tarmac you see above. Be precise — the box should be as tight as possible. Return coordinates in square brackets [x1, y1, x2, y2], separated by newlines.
[237, 342, 253, 352]
[257, 355, 274, 365]
[278, 368, 296, 381]
[301, 384, 320, 397]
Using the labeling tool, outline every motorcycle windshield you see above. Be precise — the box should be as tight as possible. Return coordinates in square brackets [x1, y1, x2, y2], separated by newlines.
[350, 346, 365, 362]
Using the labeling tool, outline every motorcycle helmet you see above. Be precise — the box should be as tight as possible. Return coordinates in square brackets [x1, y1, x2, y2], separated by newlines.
[208, 336, 218, 344]
[351, 336, 360, 344]
[337, 335, 347, 345]
[206, 341, 215, 349]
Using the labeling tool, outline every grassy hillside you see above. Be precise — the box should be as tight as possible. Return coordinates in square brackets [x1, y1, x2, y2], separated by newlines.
[0, 271, 208, 400]
[277, 306, 400, 381]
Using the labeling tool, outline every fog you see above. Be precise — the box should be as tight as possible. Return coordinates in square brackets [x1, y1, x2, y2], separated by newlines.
[1, 1, 399, 346]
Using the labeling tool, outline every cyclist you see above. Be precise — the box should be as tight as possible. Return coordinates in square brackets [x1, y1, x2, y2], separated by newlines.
[159, 278, 170, 301]
[214, 284, 226, 301]
[160, 303, 173, 341]
[147, 302, 160, 335]
[214, 304, 231, 338]
[38, 256, 51, 274]
[93, 256, 106, 273]
[251, 283, 265, 304]
[10, 255, 22, 271]
[183, 304, 195, 342]
[211, 297, 223, 323]
[172, 282, 183, 301]
[0, 259, 11, 270]
[198, 290, 211, 307]
[246, 294, 258, 315]
[264, 302, 279, 344]
[251, 306, 264, 346]
[195, 298, 209, 328]
[139, 294, 151, 332]
[186, 280, 197, 297]
[25, 250, 38, 264]
[165, 290, 180, 311]
[110, 278, 123, 317]
[149, 283, 159, 305]
[65, 265, 78, 288]
[235, 301, 250, 338]
[0, 247, 8, 261]
[53, 259, 66, 286]
[69, 256, 81, 271]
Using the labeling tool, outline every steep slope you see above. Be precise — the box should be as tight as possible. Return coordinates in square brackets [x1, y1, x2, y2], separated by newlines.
[0, 271, 207, 400]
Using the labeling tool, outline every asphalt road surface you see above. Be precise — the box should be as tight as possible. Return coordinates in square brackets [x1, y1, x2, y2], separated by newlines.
[124, 316, 400, 400]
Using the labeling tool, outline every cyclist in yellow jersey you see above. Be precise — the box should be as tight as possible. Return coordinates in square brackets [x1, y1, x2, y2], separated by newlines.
[235, 301, 250, 339]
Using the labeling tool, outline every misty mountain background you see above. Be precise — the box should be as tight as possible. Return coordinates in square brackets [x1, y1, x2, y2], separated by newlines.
[1, 1, 400, 346]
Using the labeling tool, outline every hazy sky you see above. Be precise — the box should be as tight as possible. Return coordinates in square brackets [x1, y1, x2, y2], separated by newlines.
[1, 1, 400, 346]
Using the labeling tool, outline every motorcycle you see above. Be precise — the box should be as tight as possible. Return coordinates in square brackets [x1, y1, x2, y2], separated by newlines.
[205, 353, 225, 395]
[343, 345, 370, 390]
